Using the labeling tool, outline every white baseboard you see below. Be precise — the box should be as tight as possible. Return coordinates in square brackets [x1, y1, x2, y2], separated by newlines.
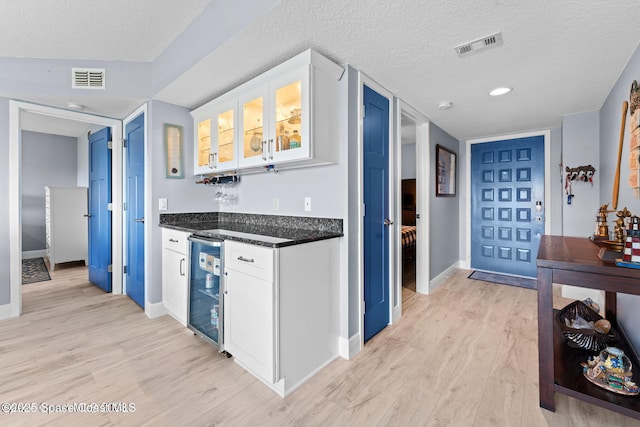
[22, 250, 47, 260]
[145, 301, 168, 319]
[0, 303, 13, 320]
[339, 333, 362, 360]
[429, 261, 460, 293]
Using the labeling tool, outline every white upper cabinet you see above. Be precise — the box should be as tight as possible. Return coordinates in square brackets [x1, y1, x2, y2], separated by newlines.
[191, 49, 343, 176]
[193, 94, 239, 175]
[238, 68, 309, 168]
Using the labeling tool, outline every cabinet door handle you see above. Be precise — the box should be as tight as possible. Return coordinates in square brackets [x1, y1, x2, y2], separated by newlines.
[180, 258, 185, 276]
[84, 214, 92, 218]
[261, 140, 267, 160]
[237, 256, 255, 263]
[209, 153, 214, 169]
[213, 152, 218, 168]
[169, 238, 178, 243]
[269, 138, 274, 160]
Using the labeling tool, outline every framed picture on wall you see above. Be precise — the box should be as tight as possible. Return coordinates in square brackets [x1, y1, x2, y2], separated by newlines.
[436, 144, 456, 197]
[164, 124, 184, 179]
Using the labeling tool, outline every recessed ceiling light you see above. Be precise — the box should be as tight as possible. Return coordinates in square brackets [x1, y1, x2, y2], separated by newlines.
[437, 101, 453, 110]
[66, 102, 85, 110]
[489, 87, 512, 96]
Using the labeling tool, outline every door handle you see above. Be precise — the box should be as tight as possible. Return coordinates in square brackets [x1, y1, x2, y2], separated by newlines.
[84, 214, 92, 218]
[134, 218, 145, 223]
[384, 218, 394, 226]
[209, 153, 214, 169]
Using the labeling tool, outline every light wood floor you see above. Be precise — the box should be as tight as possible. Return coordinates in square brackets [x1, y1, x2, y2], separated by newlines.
[3, 265, 640, 426]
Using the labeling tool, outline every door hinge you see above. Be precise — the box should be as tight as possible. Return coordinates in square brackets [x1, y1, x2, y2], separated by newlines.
[363, 203, 366, 217]
[107, 139, 113, 150]
[362, 300, 366, 314]
[108, 264, 113, 273]
[107, 203, 113, 211]
[122, 138, 127, 148]
[362, 105, 365, 119]
[123, 202, 126, 211]
[123, 265, 127, 274]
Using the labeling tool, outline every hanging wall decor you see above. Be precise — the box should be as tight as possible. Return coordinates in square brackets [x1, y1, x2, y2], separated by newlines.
[164, 123, 184, 179]
[564, 165, 596, 205]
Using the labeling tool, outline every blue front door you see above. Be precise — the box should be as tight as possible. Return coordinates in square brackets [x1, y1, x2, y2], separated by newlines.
[88, 127, 112, 292]
[471, 136, 545, 278]
[363, 85, 390, 342]
[126, 113, 145, 308]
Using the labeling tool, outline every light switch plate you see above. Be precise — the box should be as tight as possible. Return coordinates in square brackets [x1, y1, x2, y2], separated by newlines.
[304, 197, 311, 212]
[159, 198, 168, 211]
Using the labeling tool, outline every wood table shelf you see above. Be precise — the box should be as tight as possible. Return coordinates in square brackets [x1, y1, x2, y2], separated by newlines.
[537, 236, 640, 420]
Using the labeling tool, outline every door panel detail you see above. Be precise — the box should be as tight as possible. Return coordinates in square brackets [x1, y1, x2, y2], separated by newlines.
[88, 127, 112, 292]
[363, 85, 390, 342]
[471, 136, 544, 278]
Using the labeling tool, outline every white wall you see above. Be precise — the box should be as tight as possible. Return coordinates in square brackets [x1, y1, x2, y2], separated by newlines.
[21, 131, 78, 252]
[0, 98, 11, 304]
[561, 111, 600, 237]
[401, 143, 416, 180]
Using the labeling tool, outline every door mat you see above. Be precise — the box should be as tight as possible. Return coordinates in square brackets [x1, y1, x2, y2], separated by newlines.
[22, 258, 51, 284]
[468, 270, 536, 290]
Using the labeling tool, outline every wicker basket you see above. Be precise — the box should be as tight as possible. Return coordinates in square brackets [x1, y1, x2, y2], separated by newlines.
[557, 300, 616, 351]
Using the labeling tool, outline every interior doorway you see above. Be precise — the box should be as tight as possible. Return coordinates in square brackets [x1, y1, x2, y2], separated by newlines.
[400, 114, 417, 301]
[9, 101, 123, 317]
[395, 101, 430, 312]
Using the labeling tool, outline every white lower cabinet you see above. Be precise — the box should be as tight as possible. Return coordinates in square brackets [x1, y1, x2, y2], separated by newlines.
[224, 239, 339, 397]
[162, 229, 189, 325]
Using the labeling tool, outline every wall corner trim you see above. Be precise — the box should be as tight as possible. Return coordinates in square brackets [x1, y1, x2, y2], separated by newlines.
[429, 261, 460, 294]
[145, 302, 168, 319]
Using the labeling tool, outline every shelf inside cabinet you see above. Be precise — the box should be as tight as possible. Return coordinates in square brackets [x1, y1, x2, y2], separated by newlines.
[198, 288, 220, 302]
[553, 309, 640, 418]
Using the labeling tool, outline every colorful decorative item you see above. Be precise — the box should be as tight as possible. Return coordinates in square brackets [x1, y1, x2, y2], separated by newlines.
[582, 347, 639, 396]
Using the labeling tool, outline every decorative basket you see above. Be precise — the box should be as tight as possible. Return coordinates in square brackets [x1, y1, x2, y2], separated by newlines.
[557, 300, 616, 351]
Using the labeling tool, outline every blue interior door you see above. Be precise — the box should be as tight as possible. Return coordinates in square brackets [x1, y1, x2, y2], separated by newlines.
[471, 136, 545, 278]
[88, 127, 112, 292]
[126, 113, 145, 308]
[363, 85, 390, 342]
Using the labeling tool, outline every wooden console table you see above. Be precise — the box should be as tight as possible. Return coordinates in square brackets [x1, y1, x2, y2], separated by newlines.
[537, 236, 640, 419]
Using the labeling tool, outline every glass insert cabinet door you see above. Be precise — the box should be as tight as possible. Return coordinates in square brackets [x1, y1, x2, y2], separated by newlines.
[216, 108, 234, 164]
[196, 118, 211, 170]
[242, 95, 264, 162]
[239, 76, 304, 167]
[274, 80, 302, 153]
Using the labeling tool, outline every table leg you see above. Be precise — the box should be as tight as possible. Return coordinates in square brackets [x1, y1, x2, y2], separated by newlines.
[537, 267, 555, 411]
[605, 291, 617, 327]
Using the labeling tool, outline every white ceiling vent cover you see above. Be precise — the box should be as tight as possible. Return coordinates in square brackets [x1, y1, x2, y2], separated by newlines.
[72, 68, 106, 89]
[454, 32, 503, 57]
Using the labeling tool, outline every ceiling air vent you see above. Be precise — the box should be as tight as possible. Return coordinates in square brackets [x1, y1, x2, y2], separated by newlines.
[72, 68, 106, 89]
[454, 31, 503, 57]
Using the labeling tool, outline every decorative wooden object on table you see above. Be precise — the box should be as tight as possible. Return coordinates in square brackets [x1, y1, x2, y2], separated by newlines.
[537, 235, 640, 420]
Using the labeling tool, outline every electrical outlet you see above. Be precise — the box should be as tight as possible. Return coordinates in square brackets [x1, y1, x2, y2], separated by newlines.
[273, 198, 280, 210]
[158, 198, 168, 211]
[304, 197, 312, 212]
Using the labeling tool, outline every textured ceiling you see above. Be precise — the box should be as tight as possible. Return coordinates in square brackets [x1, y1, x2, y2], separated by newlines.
[5, 0, 640, 140]
[157, 0, 640, 140]
[0, 0, 210, 61]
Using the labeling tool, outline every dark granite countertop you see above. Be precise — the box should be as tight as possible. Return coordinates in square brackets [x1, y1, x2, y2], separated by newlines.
[159, 212, 343, 248]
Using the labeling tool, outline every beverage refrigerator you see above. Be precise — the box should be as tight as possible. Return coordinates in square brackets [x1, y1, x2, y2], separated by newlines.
[187, 235, 224, 351]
